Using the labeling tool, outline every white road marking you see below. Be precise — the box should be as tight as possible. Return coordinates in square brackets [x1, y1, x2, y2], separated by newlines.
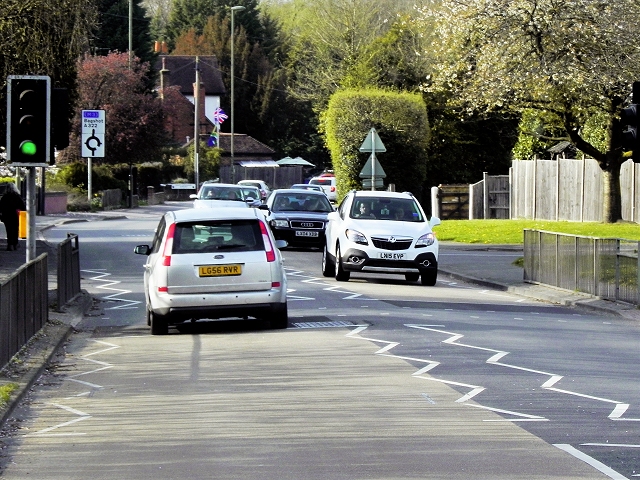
[554, 444, 629, 480]
[82, 269, 141, 310]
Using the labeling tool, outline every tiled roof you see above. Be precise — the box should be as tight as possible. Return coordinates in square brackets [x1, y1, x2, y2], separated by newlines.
[216, 133, 275, 156]
[155, 55, 226, 96]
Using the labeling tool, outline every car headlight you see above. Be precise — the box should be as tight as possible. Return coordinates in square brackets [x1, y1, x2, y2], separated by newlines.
[346, 229, 368, 245]
[271, 219, 289, 228]
[416, 232, 436, 247]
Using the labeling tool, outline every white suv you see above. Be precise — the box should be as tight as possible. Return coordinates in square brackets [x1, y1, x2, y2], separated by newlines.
[134, 208, 288, 334]
[308, 176, 337, 202]
[323, 191, 441, 285]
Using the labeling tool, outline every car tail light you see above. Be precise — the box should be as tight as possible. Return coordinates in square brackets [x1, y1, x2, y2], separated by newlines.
[330, 186, 336, 192]
[259, 220, 277, 262]
[272, 281, 281, 288]
[162, 223, 176, 266]
[157, 286, 168, 293]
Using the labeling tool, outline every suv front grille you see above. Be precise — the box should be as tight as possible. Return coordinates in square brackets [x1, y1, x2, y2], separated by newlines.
[371, 236, 412, 251]
[290, 220, 324, 229]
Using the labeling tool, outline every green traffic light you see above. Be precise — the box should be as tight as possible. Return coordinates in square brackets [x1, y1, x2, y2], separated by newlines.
[19, 140, 37, 156]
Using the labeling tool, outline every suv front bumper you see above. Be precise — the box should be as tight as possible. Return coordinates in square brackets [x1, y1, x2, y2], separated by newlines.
[340, 247, 437, 274]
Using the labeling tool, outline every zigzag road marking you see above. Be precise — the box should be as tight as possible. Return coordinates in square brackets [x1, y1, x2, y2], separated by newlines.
[27, 403, 91, 437]
[406, 324, 638, 422]
[82, 269, 141, 310]
[28, 340, 120, 436]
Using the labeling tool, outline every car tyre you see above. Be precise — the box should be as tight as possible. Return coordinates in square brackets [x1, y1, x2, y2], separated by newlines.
[322, 243, 334, 277]
[421, 269, 437, 286]
[146, 305, 151, 326]
[334, 244, 350, 282]
[405, 273, 420, 282]
[271, 303, 288, 329]
[150, 310, 169, 335]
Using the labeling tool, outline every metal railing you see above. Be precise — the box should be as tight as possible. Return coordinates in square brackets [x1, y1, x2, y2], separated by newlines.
[0, 254, 49, 367]
[57, 233, 81, 310]
[524, 229, 640, 305]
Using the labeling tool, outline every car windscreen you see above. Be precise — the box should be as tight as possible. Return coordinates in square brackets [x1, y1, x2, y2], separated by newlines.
[351, 198, 424, 222]
[198, 186, 244, 201]
[173, 220, 264, 253]
[271, 193, 333, 212]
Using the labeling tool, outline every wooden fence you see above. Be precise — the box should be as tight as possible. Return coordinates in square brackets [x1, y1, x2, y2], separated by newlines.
[511, 158, 640, 222]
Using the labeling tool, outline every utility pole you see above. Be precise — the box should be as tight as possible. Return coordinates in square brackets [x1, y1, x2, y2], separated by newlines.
[194, 57, 200, 188]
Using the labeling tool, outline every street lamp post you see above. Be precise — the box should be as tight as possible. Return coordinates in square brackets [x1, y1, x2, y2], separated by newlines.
[230, 5, 245, 184]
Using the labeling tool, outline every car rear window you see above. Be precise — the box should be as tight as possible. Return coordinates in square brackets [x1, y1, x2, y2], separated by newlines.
[173, 220, 264, 253]
[310, 179, 332, 186]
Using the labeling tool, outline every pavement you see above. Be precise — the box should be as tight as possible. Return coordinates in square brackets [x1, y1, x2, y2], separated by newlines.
[0, 207, 638, 427]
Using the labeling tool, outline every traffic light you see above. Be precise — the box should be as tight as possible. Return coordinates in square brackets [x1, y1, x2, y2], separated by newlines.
[6, 75, 51, 164]
[621, 81, 640, 162]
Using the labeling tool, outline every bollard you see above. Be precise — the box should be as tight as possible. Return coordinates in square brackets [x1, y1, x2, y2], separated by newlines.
[18, 210, 27, 239]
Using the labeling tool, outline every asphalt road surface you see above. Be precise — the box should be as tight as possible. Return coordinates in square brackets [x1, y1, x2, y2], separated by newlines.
[0, 208, 637, 479]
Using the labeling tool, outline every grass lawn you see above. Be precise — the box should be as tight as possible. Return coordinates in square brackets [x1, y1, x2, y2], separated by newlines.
[435, 220, 640, 244]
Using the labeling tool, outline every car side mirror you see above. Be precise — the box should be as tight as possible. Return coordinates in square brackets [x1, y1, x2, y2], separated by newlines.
[258, 204, 269, 211]
[275, 240, 288, 249]
[134, 245, 151, 255]
[327, 211, 339, 221]
[429, 216, 441, 228]
[189, 194, 197, 199]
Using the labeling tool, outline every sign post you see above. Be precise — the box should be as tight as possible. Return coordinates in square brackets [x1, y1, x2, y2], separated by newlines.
[81, 110, 106, 200]
[359, 128, 386, 191]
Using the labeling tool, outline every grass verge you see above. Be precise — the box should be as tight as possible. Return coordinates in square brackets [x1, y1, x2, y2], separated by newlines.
[435, 220, 640, 244]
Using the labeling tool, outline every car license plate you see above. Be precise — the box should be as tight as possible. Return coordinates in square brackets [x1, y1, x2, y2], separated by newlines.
[295, 231, 319, 237]
[379, 252, 406, 260]
[198, 264, 242, 277]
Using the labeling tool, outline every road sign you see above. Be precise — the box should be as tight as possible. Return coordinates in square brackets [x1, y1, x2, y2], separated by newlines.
[359, 128, 386, 153]
[359, 153, 387, 178]
[81, 110, 105, 157]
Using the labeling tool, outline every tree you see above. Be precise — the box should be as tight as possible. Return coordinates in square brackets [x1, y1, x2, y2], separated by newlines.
[57, 52, 167, 166]
[165, 0, 266, 52]
[0, 0, 97, 142]
[417, 0, 640, 222]
[93, 0, 156, 66]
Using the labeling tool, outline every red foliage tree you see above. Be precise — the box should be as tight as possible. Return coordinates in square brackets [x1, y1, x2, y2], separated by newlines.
[58, 52, 166, 166]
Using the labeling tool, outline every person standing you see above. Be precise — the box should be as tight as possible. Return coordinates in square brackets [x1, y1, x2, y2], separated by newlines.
[0, 183, 26, 251]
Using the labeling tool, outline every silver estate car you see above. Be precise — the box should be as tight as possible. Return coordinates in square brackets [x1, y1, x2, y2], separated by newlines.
[134, 208, 288, 334]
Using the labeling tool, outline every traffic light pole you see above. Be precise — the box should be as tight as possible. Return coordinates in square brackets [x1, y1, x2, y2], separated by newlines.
[26, 167, 37, 262]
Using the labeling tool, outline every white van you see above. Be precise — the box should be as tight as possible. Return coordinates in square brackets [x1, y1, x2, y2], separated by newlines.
[309, 176, 336, 202]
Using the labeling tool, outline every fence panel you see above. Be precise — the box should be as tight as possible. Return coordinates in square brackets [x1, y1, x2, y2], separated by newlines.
[0, 254, 48, 367]
[524, 229, 640, 304]
[58, 234, 81, 309]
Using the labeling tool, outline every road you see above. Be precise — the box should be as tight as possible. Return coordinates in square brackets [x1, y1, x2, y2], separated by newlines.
[0, 207, 637, 479]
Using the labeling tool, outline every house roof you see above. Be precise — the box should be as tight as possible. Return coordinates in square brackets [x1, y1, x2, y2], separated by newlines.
[156, 55, 226, 96]
[217, 133, 275, 156]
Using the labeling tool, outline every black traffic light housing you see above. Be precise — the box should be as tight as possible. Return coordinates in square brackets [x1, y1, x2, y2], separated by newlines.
[621, 81, 640, 162]
[6, 75, 51, 165]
